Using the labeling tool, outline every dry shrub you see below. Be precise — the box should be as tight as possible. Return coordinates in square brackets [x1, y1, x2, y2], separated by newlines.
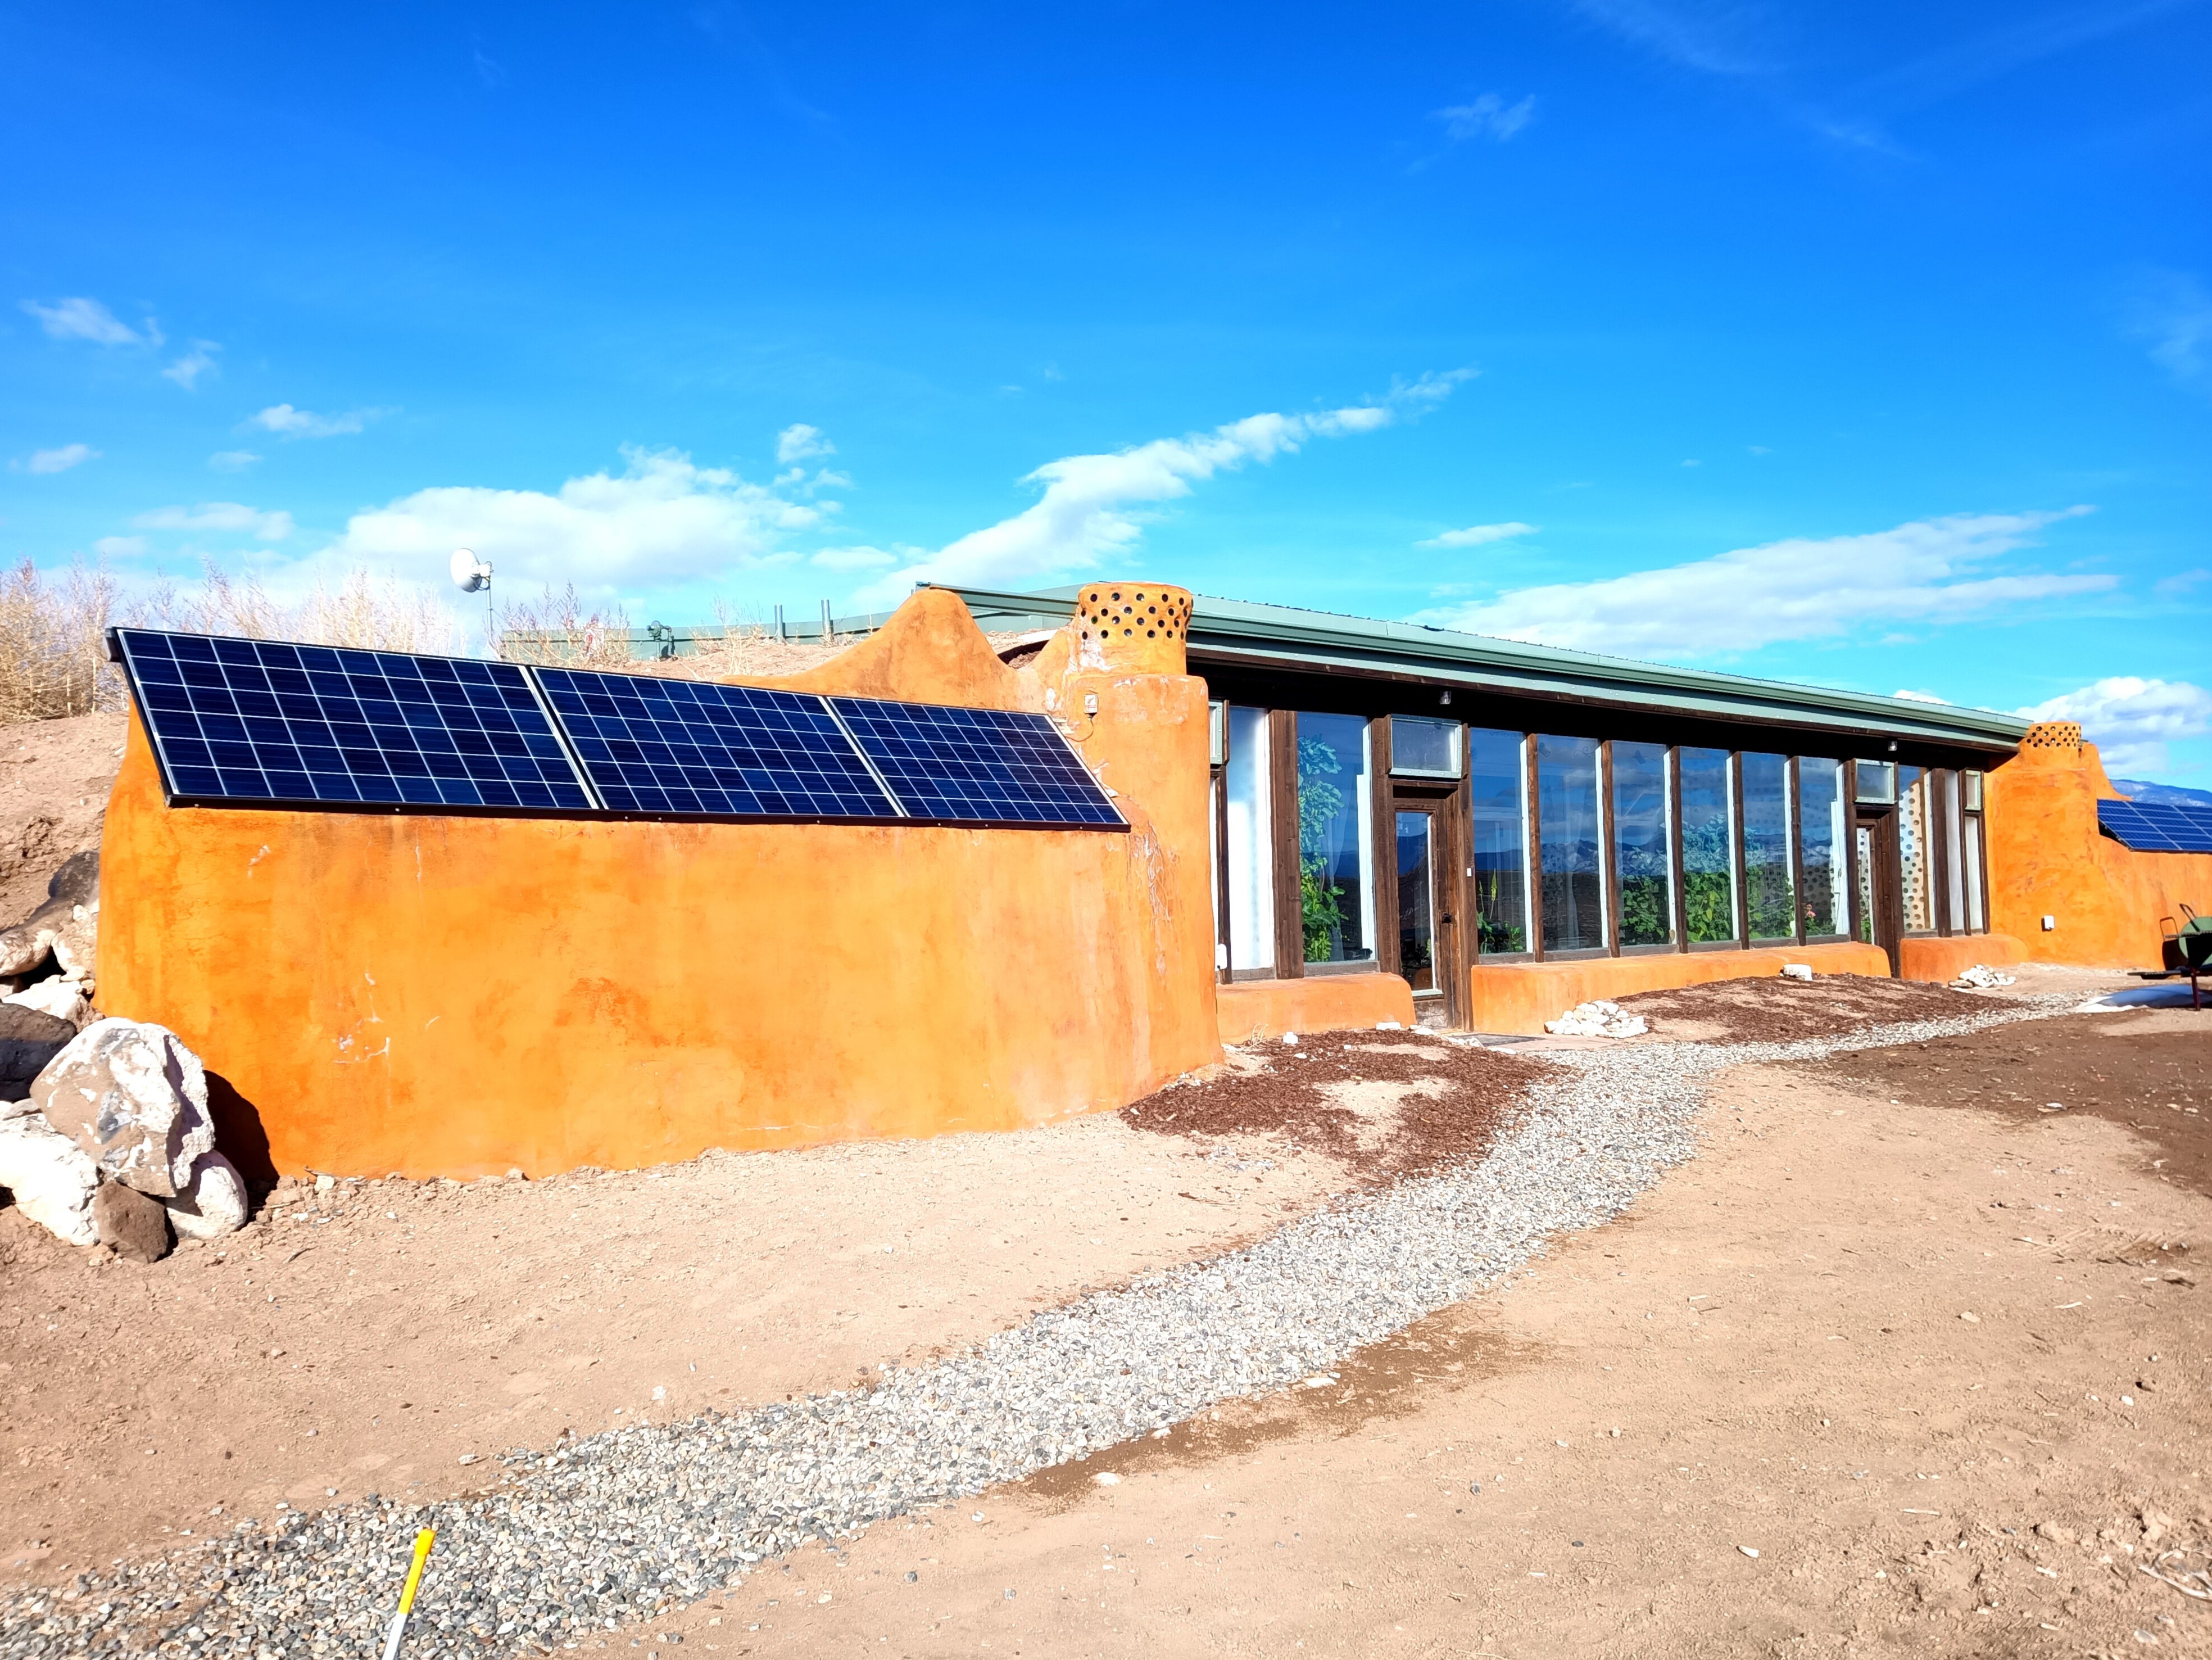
[0, 559, 126, 723]
[494, 584, 636, 668]
[139, 566, 459, 655]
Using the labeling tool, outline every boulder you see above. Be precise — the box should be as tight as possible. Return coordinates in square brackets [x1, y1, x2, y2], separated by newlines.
[164, 1150, 248, 1240]
[93, 1177, 171, 1262]
[49, 902, 96, 981]
[0, 1002, 78, 1100]
[0, 1106, 98, 1245]
[5, 978, 90, 1028]
[46, 851, 99, 908]
[0, 897, 67, 978]
[31, 1019, 214, 1198]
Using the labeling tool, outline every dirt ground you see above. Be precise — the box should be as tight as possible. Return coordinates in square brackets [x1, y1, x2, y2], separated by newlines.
[0, 712, 125, 927]
[593, 1006, 2212, 1659]
[1616, 971, 2002, 1043]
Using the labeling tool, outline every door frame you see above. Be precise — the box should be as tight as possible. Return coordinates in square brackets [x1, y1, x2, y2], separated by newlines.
[1853, 806, 1903, 977]
[1379, 778, 1468, 1029]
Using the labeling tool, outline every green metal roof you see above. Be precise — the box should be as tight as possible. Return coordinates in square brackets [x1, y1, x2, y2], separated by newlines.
[940, 584, 2030, 753]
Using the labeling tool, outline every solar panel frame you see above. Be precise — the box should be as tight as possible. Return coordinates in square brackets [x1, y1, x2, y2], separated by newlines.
[533, 666, 905, 824]
[827, 695, 1127, 830]
[110, 627, 597, 816]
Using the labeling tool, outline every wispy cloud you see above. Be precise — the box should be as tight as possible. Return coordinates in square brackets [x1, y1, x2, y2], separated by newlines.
[1852, 0, 2202, 114]
[325, 446, 820, 589]
[248, 403, 380, 439]
[20, 296, 161, 347]
[851, 372, 1476, 606]
[2018, 675, 2212, 776]
[1562, 0, 1775, 76]
[162, 341, 221, 391]
[776, 423, 835, 464]
[1432, 94, 1537, 143]
[208, 450, 262, 472]
[2129, 270, 2212, 396]
[133, 501, 296, 542]
[12, 443, 99, 476]
[93, 535, 148, 559]
[1416, 507, 2110, 657]
[1417, 521, 1538, 549]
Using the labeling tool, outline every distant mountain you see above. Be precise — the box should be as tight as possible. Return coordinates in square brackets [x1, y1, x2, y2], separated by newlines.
[2111, 778, 2212, 808]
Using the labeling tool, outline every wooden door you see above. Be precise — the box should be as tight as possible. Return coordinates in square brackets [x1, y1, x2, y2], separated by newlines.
[1854, 808, 1903, 977]
[1389, 786, 1466, 1028]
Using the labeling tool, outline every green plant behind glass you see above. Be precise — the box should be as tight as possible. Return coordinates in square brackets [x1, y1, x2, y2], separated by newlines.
[1681, 817, 1735, 942]
[1298, 736, 1347, 961]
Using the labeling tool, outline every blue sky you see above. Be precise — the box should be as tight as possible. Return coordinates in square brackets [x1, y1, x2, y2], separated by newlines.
[5, 1, 2210, 778]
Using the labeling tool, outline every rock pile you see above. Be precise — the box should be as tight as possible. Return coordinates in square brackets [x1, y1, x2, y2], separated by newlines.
[1951, 963, 2018, 989]
[1544, 999, 1650, 1039]
[0, 854, 246, 1260]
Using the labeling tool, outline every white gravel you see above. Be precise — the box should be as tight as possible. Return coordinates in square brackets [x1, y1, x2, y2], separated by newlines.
[1, 994, 2072, 1658]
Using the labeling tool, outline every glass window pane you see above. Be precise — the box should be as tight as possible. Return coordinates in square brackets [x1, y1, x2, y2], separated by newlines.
[1963, 769, 1983, 811]
[1297, 713, 1376, 964]
[1855, 824, 1875, 943]
[1396, 811, 1437, 992]
[1223, 707, 1273, 973]
[1390, 716, 1461, 777]
[1899, 766, 1935, 931]
[1742, 752, 1794, 940]
[1942, 771, 1967, 931]
[1612, 741, 1672, 947]
[1537, 735, 1603, 953]
[1797, 759, 1846, 936]
[1207, 700, 1226, 767]
[1680, 747, 1737, 943]
[1856, 760, 1897, 804]
[1469, 729, 1528, 954]
[1964, 815, 1986, 931]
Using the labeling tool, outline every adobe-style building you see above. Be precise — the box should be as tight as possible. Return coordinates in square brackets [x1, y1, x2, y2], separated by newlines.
[97, 582, 2211, 1180]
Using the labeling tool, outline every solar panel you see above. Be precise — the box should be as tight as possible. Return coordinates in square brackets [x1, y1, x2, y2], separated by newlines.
[534, 668, 900, 821]
[114, 628, 593, 812]
[2098, 797, 2212, 854]
[828, 696, 1124, 828]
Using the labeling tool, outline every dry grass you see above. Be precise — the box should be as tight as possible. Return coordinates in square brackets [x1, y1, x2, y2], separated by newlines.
[493, 583, 637, 669]
[0, 559, 126, 723]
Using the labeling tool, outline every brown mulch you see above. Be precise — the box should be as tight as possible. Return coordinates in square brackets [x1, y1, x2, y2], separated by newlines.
[1120, 1032, 1551, 1185]
[1793, 1008, 2212, 1199]
[1613, 971, 2002, 1044]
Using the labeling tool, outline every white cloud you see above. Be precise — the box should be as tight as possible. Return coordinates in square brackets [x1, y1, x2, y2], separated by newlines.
[208, 450, 262, 472]
[162, 341, 221, 390]
[324, 446, 821, 589]
[1891, 689, 1947, 703]
[776, 423, 835, 464]
[2131, 270, 2211, 394]
[248, 403, 376, 439]
[20, 296, 159, 347]
[14, 443, 98, 475]
[1433, 94, 1536, 142]
[133, 501, 296, 542]
[1417, 507, 2110, 658]
[810, 545, 900, 571]
[93, 535, 148, 558]
[853, 372, 1473, 605]
[2016, 676, 2212, 777]
[1417, 521, 1537, 549]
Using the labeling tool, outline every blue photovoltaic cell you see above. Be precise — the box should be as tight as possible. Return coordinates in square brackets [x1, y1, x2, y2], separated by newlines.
[116, 629, 592, 811]
[828, 696, 1123, 827]
[534, 668, 898, 819]
[2098, 797, 2212, 854]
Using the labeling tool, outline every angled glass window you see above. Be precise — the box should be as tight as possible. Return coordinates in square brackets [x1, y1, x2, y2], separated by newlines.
[1855, 759, 1897, 804]
[1963, 769, 1983, 812]
[1389, 716, 1462, 778]
[1797, 758, 1846, 937]
[1742, 752, 1794, 940]
[1612, 741, 1672, 947]
[1899, 766, 1936, 931]
[1964, 815, 1986, 931]
[1469, 729, 1528, 954]
[1538, 735, 1604, 953]
[1942, 771, 1968, 932]
[1223, 707, 1275, 974]
[1296, 713, 1376, 964]
[1679, 747, 1737, 943]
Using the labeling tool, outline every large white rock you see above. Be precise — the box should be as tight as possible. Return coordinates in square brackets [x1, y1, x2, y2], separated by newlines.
[1544, 998, 1651, 1039]
[0, 899, 65, 978]
[49, 902, 96, 980]
[30, 1019, 214, 1198]
[0, 1103, 98, 1245]
[163, 1150, 248, 1240]
[5, 978, 90, 1027]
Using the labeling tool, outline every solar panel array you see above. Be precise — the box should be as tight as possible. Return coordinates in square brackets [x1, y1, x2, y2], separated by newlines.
[113, 627, 1123, 830]
[535, 667, 897, 820]
[116, 629, 592, 811]
[2098, 797, 2212, 855]
[830, 696, 1128, 827]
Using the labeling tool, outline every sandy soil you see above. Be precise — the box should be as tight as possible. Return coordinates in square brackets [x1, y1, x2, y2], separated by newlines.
[584, 1010, 2212, 1659]
[0, 1111, 1352, 1581]
[0, 711, 125, 926]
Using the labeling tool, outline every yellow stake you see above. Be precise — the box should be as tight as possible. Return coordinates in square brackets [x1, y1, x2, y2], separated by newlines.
[381, 1529, 436, 1660]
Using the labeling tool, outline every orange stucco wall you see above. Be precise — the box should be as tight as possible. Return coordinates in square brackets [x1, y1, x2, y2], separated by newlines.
[97, 589, 1223, 1179]
[1214, 974, 1418, 1043]
[1463, 941, 1893, 1037]
[1896, 932, 2025, 984]
[1988, 732, 2212, 970]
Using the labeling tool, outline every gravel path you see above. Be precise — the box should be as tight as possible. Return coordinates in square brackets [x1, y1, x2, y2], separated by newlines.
[2, 995, 2074, 1658]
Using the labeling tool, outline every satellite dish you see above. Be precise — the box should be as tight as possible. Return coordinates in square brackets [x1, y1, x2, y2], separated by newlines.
[449, 548, 493, 593]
